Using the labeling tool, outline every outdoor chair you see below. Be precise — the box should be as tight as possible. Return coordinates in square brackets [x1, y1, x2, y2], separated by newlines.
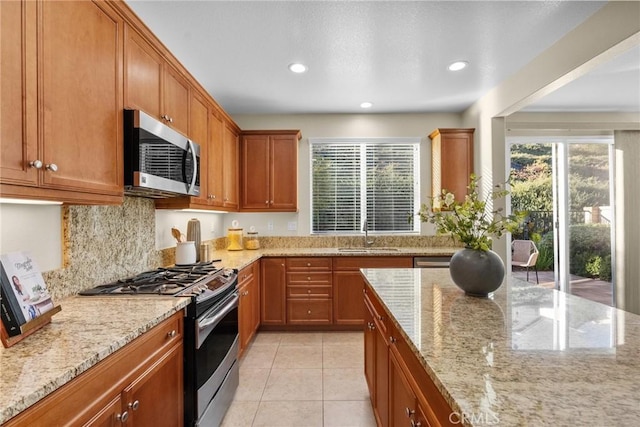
[512, 239, 540, 284]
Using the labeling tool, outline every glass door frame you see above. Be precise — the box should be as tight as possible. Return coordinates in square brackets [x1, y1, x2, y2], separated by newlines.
[508, 135, 615, 300]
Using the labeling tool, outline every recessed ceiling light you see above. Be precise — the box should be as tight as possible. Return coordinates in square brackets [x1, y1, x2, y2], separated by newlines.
[288, 63, 307, 73]
[448, 61, 468, 71]
[360, 102, 373, 109]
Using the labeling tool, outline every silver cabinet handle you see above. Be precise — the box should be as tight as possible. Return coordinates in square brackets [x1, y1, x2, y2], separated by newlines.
[45, 163, 58, 172]
[265, 200, 269, 205]
[405, 407, 415, 417]
[117, 411, 129, 423]
[129, 400, 140, 411]
[169, 117, 174, 123]
[390, 336, 396, 344]
[410, 420, 422, 427]
[307, 310, 312, 315]
[29, 160, 43, 169]
[167, 330, 176, 338]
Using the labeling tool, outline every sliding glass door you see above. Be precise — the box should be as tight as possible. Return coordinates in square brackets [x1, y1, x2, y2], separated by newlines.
[510, 137, 615, 306]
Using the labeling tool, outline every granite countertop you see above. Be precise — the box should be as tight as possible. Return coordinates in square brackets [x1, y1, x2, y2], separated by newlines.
[361, 268, 640, 426]
[0, 296, 189, 424]
[0, 246, 456, 423]
[211, 246, 457, 269]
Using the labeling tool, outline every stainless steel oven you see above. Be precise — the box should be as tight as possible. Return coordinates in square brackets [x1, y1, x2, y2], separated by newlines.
[78, 262, 239, 427]
[184, 272, 239, 427]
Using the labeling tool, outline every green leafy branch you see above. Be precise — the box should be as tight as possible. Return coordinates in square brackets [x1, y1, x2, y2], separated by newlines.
[418, 174, 524, 251]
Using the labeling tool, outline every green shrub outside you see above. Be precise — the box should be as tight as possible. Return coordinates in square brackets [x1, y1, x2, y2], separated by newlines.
[569, 225, 611, 279]
[535, 225, 611, 280]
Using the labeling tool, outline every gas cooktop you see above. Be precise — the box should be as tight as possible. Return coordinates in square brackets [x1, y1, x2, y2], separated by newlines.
[78, 261, 233, 299]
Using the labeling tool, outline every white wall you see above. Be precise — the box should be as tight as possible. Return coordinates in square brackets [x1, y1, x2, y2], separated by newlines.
[232, 113, 461, 235]
[155, 210, 226, 249]
[0, 203, 62, 272]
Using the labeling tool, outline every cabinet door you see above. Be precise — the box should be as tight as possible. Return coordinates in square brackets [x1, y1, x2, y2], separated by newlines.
[122, 343, 184, 427]
[0, 0, 38, 186]
[189, 92, 209, 204]
[241, 134, 270, 209]
[390, 349, 418, 427]
[364, 298, 376, 401]
[83, 396, 123, 427]
[251, 262, 261, 333]
[270, 134, 298, 210]
[333, 271, 366, 326]
[238, 280, 252, 356]
[124, 25, 162, 119]
[375, 319, 390, 427]
[261, 258, 286, 325]
[40, 0, 123, 195]
[163, 64, 189, 135]
[430, 128, 474, 204]
[208, 110, 224, 205]
[222, 123, 239, 209]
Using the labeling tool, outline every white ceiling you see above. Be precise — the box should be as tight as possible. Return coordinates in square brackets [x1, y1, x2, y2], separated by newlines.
[125, 0, 638, 115]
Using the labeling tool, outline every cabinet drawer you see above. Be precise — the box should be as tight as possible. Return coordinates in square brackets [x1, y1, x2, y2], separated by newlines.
[287, 299, 332, 324]
[287, 272, 332, 285]
[286, 257, 332, 271]
[287, 285, 332, 298]
[238, 263, 255, 286]
[138, 312, 183, 357]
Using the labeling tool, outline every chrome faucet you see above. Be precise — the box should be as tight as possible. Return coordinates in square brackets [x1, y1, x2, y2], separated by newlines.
[362, 218, 374, 247]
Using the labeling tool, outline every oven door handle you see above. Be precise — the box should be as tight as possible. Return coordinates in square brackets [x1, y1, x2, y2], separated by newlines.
[196, 292, 239, 349]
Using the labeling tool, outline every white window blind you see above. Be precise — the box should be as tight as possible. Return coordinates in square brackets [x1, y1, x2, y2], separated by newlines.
[310, 138, 420, 234]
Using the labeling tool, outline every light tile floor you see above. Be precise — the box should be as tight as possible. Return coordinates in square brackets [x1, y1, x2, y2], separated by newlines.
[221, 331, 376, 427]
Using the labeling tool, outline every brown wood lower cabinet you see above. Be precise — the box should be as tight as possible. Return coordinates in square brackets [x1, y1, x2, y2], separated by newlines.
[4, 312, 184, 427]
[239, 260, 260, 357]
[364, 283, 455, 427]
[261, 257, 287, 325]
[261, 256, 413, 329]
[334, 257, 413, 327]
[286, 257, 332, 325]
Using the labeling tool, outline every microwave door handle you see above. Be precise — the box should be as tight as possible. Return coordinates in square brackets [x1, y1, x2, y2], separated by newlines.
[187, 139, 198, 195]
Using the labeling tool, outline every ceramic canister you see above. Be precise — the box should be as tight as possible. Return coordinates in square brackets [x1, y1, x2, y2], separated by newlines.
[186, 218, 201, 261]
[176, 241, 197, 265]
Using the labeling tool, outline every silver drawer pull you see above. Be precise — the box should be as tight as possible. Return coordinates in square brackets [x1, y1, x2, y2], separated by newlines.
[167, 330, 176, 338]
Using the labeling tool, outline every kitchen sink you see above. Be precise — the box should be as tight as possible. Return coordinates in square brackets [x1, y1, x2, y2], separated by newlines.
[337, 247, 401, 253]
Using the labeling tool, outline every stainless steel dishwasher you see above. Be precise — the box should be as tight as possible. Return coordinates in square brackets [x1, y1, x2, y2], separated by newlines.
[413, 256, 451, 268]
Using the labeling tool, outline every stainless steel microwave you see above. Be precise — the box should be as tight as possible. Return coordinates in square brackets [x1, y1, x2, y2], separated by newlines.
[124, 109, 200, 198]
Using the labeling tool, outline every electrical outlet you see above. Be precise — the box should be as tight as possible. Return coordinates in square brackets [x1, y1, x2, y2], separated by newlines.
[287, 221, 297, 231]
[267, 221, 274, 231]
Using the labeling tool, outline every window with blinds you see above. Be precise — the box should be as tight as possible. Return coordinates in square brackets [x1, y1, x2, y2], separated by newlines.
[310, 138, 420, 234]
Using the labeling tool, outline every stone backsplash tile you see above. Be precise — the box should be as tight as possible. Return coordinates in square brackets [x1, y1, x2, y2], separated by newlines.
[42, 197, 163, 300]
[41, 196, 459, 300]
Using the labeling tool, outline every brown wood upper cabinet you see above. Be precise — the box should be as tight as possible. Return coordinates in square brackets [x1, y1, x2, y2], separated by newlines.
[0, 0, 124, 204]
[240, 130, 301, 212]
[125, 24, 189, 136]
[429, 128, 474, 204]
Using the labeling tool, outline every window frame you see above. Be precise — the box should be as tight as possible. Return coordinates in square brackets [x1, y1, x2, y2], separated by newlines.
[309, 137, 421, 235]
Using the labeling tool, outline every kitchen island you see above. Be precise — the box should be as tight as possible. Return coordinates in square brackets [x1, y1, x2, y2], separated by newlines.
[361, 268, 640, 426]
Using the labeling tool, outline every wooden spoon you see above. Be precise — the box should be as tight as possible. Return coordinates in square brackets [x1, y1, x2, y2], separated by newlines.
[171, 227, 183, 243]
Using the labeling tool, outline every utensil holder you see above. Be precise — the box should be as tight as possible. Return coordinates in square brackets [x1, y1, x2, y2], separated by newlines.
[176, 241, 197, 265]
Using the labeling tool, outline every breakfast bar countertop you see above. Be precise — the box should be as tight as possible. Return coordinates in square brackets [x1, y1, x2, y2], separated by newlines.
[361, 268, 640, 426]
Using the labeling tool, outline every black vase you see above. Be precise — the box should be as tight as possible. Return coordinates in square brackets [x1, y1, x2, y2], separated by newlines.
[449, 248, 505, 297]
